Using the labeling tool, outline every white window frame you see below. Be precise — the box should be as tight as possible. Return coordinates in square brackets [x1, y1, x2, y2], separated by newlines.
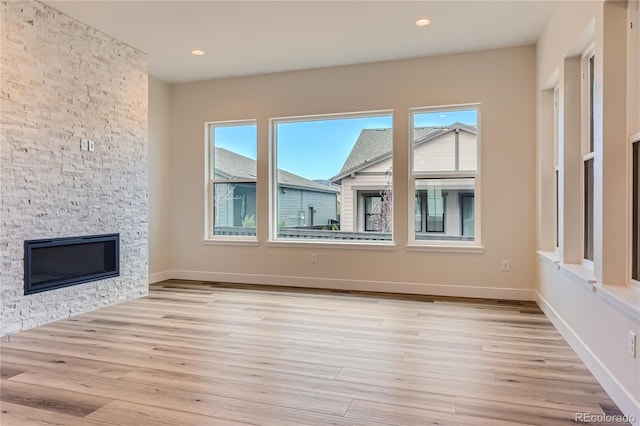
[269, 110, 394, 246]
[408, 103, 482, 249]
[204, 119, 258, 242]
[581, 48, 595, 265]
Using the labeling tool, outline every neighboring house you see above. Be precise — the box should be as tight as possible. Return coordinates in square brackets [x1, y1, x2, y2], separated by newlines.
[214, 148, 338, 229]
[331, 123, 476, 239]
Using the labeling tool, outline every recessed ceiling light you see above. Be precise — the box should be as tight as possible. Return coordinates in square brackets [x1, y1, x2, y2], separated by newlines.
[191, 49, 205, 56]
[416, 18, 431, 27]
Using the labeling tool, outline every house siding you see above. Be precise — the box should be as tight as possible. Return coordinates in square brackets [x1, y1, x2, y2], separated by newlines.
[339, 130, 477, 233]
[458, 131, 478, 171]
[414, 133, 457, 172]
[339, 157, 393, 232]
[413, 130, 477, 172]
[213, 183, 235, 227]
[278, 188, 337, 227]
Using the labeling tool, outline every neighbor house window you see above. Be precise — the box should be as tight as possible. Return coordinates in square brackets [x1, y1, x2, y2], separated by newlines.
[415, 189, 445, 233]
[583, 52, 595, 261]
[633, 140, 640, 281]
[363, 194, 383, 232]
[272, 111, 393, 242]
[410, 105, 480, 244]
[460, 193, 475, 236]
[206, 121, 257, 239]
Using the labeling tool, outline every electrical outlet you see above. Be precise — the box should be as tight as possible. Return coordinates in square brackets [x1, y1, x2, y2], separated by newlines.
[81, 138, 89, 151]
[501, 260, 510, 272]
[311, 253, 317, 263]
[88, 140, 95, 152]
[629, 331, 637, 358]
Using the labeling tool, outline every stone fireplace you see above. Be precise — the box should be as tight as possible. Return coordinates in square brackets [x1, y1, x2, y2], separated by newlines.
[0, 2, 149, 335]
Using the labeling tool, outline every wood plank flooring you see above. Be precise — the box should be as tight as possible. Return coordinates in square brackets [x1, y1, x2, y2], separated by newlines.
[0, 280, 629, 425]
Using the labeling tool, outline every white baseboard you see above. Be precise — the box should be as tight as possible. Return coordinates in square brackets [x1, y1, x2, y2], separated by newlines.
[536, 291, 640, 426]
[169, 269, 534, 301]
[148, 270, 172, 284]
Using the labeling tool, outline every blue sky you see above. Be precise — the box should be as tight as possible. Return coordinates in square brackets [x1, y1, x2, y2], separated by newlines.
[276, 115, 392, 180]
[214, 109, 477, 181]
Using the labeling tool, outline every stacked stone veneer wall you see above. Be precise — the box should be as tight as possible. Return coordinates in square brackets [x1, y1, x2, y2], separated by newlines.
[0, 1, 148, 335]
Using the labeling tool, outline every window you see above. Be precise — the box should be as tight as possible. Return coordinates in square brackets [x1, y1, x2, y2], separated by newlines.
[272, 112, 393, 242]
[583, 52, 595, 261]
[584, 157, 594, 260]
[410, 105, 479, 244]
[206, 121, 257, 239]
[460, 193, 475, 237]
[415, 188, 445, 233]
[553, 86, 560, 249]
[364, 194, 383, 232]
[633, 140, 640, 281]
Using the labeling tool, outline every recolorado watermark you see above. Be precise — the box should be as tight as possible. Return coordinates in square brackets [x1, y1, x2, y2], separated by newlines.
[575, 412, 636, 424]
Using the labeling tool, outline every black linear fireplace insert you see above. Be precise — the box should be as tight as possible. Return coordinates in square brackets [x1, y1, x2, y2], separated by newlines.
[24, 233, 120, 295]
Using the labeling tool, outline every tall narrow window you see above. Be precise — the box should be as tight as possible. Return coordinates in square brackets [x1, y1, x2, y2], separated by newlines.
[589, 55, 595, 153]
[584, 158, 594, 260]
[410, 105, 479, 244]
[553, 86, 560, 249]
[555, 169, 559, 248]
[583, 52, 595, 261]
[207, 121, 257, 239]
[273, 112, 393, 242]
[633, 140, 640, 281]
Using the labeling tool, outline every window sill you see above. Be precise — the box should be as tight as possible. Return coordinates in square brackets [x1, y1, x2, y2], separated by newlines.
[596, 284, 640, 323]
[537, 250, 561, 268]
[537, 252, 640, 323]
[267, 240, 396, 250]
[202, 239, 259, 247]
[405, 244, 484, 254]
[558, 262, 596, 291]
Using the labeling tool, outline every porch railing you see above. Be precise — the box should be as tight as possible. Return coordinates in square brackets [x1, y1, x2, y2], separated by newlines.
[213, 227, 473, 242]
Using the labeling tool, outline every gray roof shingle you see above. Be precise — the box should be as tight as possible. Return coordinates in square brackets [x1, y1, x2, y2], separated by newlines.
[332, 123, 476, 182]
[215, 147, 336, 193]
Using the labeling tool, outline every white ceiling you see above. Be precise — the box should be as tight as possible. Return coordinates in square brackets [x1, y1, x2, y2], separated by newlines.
[43, 1, 556, 83]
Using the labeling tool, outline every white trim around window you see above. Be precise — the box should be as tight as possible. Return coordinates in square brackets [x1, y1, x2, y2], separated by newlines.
[204, 119, 258, 242]
[269, 110, 394, 245]
[407, 103, 482, 249]
[581, 48, 596, 264]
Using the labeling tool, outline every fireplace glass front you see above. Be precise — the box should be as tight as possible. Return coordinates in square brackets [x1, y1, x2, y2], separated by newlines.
[24, 234, 119, 295]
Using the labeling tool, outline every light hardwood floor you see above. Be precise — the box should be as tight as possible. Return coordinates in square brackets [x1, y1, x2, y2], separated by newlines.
[0, 280, 629, 425]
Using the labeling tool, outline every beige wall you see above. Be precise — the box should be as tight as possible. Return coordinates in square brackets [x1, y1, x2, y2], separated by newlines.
[166, 46, 536, 299]
[535, 1, 640, 421]
[630, 1, 640, 136]
[148, 76, 172, 279]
